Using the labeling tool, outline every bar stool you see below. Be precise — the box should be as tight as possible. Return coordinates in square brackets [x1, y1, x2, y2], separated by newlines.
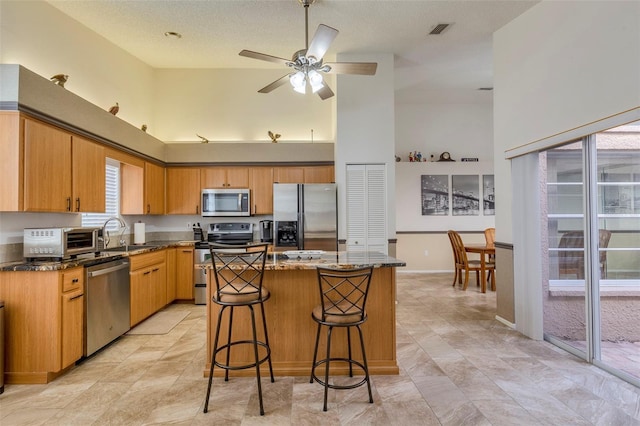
[309, 266, 374, 411]
[203, 242, 274, 416]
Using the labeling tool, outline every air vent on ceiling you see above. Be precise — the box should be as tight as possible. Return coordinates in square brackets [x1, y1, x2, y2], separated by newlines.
[429, 23, 451, 35]
[478, 87, 494, 91]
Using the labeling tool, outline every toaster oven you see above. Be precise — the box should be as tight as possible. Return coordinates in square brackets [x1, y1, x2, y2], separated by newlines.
[23, 227, 99, 260]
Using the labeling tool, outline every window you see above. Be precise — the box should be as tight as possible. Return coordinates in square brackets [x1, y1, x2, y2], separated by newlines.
[81, 159, 120, 230]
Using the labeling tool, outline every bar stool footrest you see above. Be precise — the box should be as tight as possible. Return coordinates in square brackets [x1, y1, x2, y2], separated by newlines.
[311, 357, 370, 390]
[213, 340, 271, 371]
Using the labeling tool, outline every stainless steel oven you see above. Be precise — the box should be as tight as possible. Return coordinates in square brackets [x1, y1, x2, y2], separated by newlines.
[193, 223, 254, 304]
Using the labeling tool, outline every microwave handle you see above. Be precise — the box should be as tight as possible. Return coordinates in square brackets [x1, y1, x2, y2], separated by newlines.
[238, 193, 242, 211]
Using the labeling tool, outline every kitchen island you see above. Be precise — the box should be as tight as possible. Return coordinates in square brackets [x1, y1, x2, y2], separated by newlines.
[199, 251, 406, 377]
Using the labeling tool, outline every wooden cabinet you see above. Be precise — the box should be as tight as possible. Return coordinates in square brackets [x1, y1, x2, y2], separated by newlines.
[201, 167, 249, 188]
[166, 248, 177, 304]
[129, 250, 167, 326]
[304, 165, 334, 183]
[274, 166, 304, 183]
[23, 118, 72, 212]
[249, 167, 274, 215]
[145, 162, 165, 214]
[72, 136, 106, 212]
[274, 165, 334, 184]
[166, 167, 201, 214]
[0, 114, 105, 213]
[0, 266, 85, 384]
[175, 246, 195, 300]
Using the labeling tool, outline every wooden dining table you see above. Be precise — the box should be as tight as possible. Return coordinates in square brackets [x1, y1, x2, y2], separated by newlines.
[464, 244, 496, 293]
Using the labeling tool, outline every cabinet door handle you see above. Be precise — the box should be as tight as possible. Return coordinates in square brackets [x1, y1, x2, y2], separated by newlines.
[75, 198, 80, 212]
[182, 250, 191, 253]
[69, 294, 83, 301]
[66, 197, 71, 211]
[72, 278, 79, 283]
[147, 204, 150, 214]
[152, 268, 159, 272]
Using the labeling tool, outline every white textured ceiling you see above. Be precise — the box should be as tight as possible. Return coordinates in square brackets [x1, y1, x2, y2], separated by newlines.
[47, 0, 539, 103]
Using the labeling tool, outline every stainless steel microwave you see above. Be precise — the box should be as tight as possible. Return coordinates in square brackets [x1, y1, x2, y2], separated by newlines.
[23, 227, 99, 260]
[201, 188, 251, 217]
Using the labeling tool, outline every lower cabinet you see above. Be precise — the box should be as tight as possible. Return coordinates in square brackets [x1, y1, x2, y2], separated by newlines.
[129, 250, 167, 327]
[0, 266, 85, 384]
[175, 246, 194, 300]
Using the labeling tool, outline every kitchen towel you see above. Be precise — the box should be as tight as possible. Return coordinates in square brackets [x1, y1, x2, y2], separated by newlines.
[133, 222, 145, 244]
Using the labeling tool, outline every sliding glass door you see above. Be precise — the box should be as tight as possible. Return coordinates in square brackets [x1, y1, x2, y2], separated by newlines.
[541, 121, 640, 386]
[594, 125, 640, 381]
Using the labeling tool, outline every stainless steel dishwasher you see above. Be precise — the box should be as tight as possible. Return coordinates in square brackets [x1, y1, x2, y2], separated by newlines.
[85, 258, 130, 356]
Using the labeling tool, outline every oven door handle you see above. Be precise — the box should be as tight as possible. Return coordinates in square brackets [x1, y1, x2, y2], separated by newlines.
[87, 263, 129, 277]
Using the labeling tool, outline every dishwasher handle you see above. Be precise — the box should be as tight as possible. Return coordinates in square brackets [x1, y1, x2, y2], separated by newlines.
[87, 262, 129, 278]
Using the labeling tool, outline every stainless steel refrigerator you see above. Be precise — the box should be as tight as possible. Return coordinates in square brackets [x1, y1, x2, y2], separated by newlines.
[273, 183, 337, 251]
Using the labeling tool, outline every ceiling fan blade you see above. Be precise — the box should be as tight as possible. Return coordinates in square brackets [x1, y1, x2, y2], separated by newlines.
[325, 62, 378, 75]
[239, 50, 290, 66]
[316, 84, 334, 100]
[257, 74, 290, 94]
[306, 24, 339, 61]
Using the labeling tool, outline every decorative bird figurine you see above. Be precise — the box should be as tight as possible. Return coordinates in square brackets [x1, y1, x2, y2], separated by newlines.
[196, 134, 209, 144]
[50, 74, 68, 88]
[268, 131, 281, 143]
[108, 102, 119, 115]
[141, 124, 147, 132]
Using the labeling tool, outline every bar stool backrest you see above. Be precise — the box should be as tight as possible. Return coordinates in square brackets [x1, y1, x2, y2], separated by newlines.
[316, 266, 374, 324]
[209, 243, 269, 304]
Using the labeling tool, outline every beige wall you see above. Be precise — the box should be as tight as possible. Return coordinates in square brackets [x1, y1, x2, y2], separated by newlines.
[396, 232, 486, 272]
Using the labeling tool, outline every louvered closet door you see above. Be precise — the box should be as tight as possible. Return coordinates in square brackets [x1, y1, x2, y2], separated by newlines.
[346, 164, 387, 254]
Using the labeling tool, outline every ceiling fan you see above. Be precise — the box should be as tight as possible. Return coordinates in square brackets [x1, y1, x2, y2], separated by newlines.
[239, 0, 377, 100]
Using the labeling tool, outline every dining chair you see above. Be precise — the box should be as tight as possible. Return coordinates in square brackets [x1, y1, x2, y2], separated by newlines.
[447, 230, 495, 291]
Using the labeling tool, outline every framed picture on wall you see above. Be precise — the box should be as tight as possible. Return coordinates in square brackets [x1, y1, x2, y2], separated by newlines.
[421, 175, 449, 215]
[483, 174, 495, 215]
[452, 175, 479, 216]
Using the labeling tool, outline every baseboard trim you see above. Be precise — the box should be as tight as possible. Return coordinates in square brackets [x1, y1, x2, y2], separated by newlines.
[495, 315, 515, 329]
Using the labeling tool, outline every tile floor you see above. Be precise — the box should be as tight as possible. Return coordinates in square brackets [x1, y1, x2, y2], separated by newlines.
[1, 272, 640, 425]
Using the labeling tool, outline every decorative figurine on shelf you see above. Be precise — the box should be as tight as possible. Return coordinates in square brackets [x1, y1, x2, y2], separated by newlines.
[430, 154, 435, 162]
[408, 152, 414, 162]
[268, 130, 281, 143]
[395, 155, 401, 162]
[437, 151, 455, 162]
[108, 102, 119, 115]
[50, 74, 68, 88]
[416, 151, 423, 162]
[141, 124, 147, 132]
[196, 134, 209, 143]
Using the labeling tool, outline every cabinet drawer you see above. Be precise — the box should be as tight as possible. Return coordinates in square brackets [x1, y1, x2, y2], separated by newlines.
[62, 267, 84, 293]
[130, 249, 167, 271]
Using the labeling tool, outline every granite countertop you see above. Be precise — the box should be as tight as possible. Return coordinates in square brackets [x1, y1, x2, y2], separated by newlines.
[197, 251, 406, 271]
[0, 240, 197, 272]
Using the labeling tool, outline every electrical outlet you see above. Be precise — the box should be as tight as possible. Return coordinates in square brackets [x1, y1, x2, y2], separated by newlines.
[424, 250, 429, 256]
[187, 222, 191, 229]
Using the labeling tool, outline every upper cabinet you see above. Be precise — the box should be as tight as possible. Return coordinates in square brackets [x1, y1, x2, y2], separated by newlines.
[72, 136, 106, 213]
[274, 167, 304, 183]
[144, 162, 165, 215]
[0, 113, 105, 213]
[249, 167, 274, 215]
[274, 165, 334, 184]
[121, 161, 165, 215]
[201, 167, 250, 188]
[303, 165, 335, 183]
[166, 167, 201, 215]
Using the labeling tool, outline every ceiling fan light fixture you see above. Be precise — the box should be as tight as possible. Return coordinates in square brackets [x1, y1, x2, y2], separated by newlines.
[307, 69, 324, 93]
[290, 71, 307, 93]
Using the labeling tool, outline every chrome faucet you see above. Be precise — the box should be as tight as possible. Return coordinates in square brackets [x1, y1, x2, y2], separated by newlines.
[101, 216, 127, 248]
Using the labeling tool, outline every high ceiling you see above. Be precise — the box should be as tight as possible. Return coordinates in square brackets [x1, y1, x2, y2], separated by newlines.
[47, 0, 539, 103]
